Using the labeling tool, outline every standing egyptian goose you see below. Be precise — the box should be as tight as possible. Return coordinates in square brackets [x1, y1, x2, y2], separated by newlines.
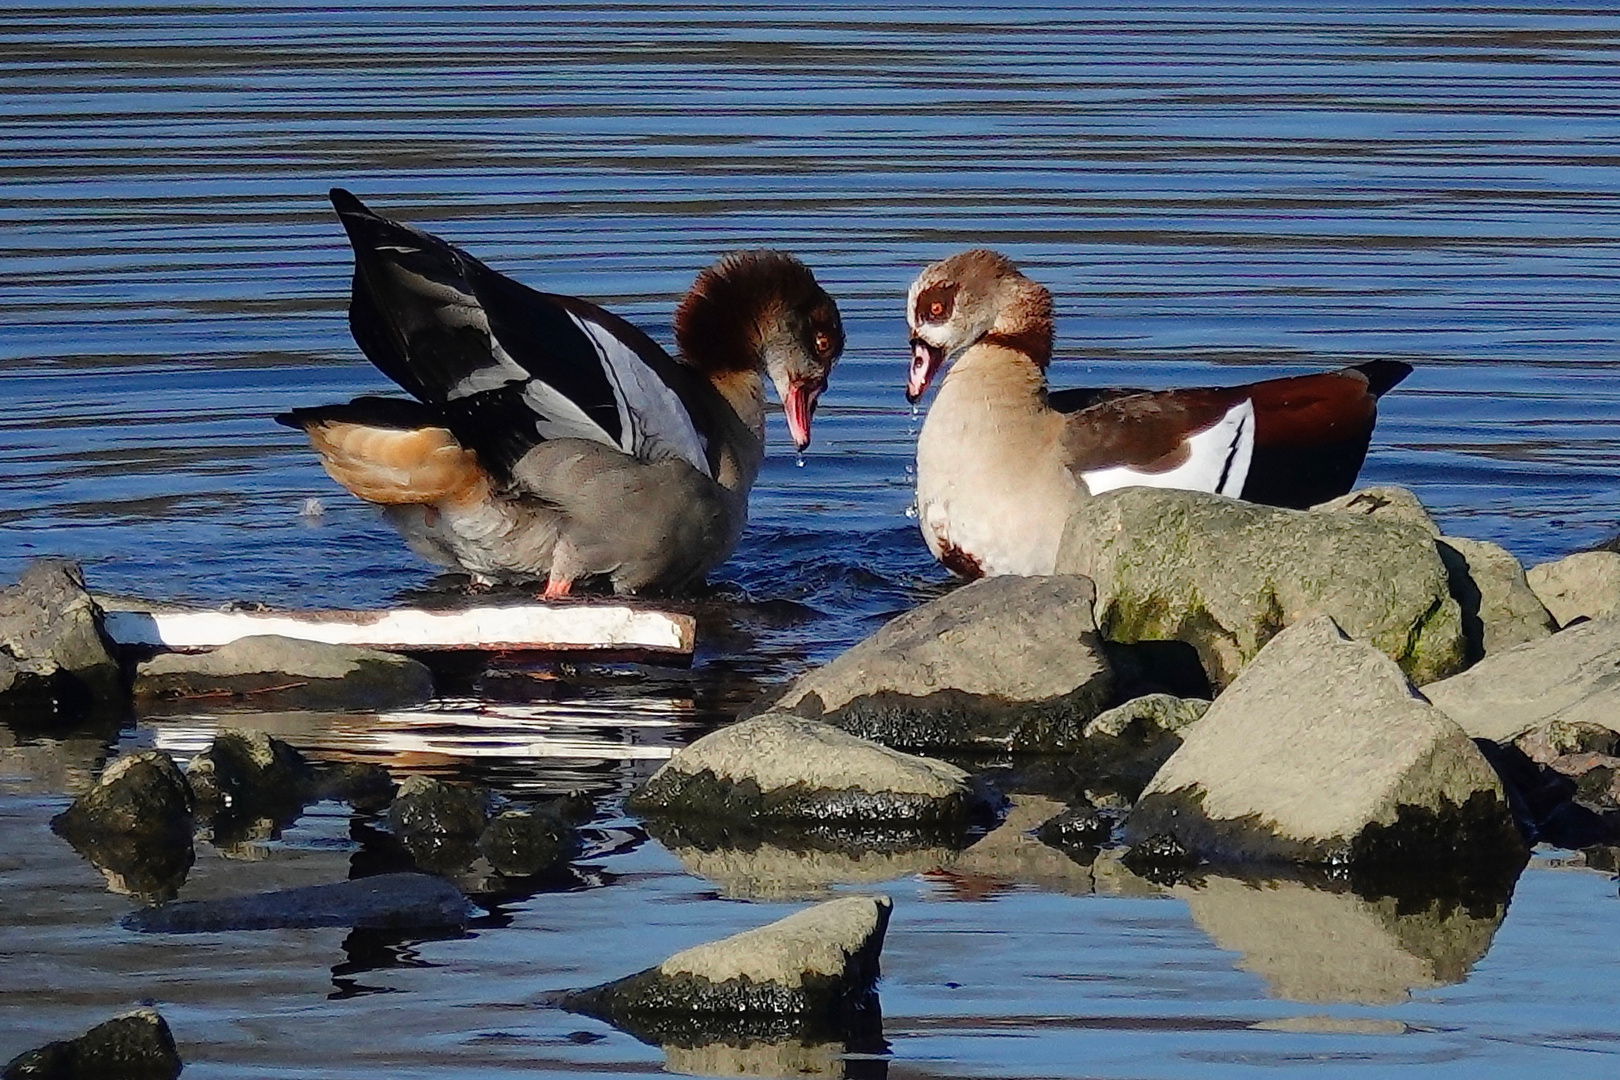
[905, 249, 1410, 579]
[278, 189, 843, 596]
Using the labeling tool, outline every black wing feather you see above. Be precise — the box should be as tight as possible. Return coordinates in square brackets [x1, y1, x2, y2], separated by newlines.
[328, 188, 638, 476]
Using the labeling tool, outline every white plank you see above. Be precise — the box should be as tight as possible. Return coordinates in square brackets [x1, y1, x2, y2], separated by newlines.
[101, 603, 695, 656]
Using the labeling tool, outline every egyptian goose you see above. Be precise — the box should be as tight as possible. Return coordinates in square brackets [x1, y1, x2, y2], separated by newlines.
[278, 189, 844, 596]
[905, 249, 1410, 579]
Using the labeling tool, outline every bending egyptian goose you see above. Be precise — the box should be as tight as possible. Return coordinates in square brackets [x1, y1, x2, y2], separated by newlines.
[278, 189, 844, 596]
[905, 249, 1410, 579]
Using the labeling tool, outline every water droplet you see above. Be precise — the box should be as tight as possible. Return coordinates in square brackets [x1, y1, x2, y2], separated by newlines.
[795, 452, 806, 468]
[904, 500, 919, 519]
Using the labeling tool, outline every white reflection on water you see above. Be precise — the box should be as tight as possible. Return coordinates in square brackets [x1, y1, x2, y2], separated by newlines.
[141, 694, 688, 773]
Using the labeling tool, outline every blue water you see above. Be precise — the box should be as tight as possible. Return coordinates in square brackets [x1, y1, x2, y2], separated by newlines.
[3, 2, 1620, 1076]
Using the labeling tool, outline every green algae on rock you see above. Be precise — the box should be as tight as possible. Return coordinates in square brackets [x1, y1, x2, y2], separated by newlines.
[1055, 486, 1466, 689]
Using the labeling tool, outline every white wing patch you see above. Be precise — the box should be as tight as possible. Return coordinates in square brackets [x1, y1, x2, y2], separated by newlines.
[569, 313, 711, 478]
[1081, 398, 1254, 498]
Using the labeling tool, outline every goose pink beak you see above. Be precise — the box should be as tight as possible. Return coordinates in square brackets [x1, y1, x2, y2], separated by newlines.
[784, 380, 820, 451]
[908, 338, 946, 403]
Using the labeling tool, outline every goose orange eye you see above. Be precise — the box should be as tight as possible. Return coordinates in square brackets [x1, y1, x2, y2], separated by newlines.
[813, 331, 832, 356]
[928, 301, 946, 319]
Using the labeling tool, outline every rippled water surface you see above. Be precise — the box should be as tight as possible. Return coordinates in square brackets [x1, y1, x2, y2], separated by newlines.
[4, 2, 1620, 1077]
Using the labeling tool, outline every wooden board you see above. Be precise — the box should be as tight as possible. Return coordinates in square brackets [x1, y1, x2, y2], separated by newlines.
[101, 603, 696, 657]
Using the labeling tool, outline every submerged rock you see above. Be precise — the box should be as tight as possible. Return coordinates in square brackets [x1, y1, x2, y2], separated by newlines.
[134, 634, 434, 710]
[943, 794, 1102, 897]
[1526, 550, 1620, 628]
[1126, 616, 1522, 868]
[386, 775, 494, 874]
[387, 775, 491, 836]
[2, 1008, 182, 1080]
[1079, 693, 1209, 784]
[1055, 487, 1465, 689]
[312, 759, 398, 813]
[562, 895, 890, 1044]
[48, 749, 196, 900]
[186, 729, 312, 810]
[51, 750, 193, 847]
[0, 559, 122, 718]
[1435, 536, 1554, 659]
[122, 872, 473, 933]
[1423, 615, 1620, 744]
[630, 712, 988, 832]
[1035, 799, 1112, 852]
[478, 808, 577, 877]
[763, 575, 1113, 753]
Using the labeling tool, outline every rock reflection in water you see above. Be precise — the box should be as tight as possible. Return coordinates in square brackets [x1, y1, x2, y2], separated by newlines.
[648, 814, 962, 902]
[653, 795, 1167, 903]
[662, 1035, 887, 1079]
[138, 696, 691, 796]
[1175, 869, 1514, 1004]
[0, 728, 110, 797]
[60, 829, 194, 904]
[929, 795, 1161, 901]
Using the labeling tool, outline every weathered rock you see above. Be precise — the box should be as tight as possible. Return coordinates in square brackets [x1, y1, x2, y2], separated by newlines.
[387, 774, 491, 836]
[51, 750, 193, 844]
[312, 760, 398, 813]
[1312, 486, 1442, 536]
[185, 729, 312, 809]
[1515, 719, 1620, 765]
[1175, 871, 1508, 1005]
[1544, 752, 1620, 808]
[1423, 615, 1620, 744]
[629, 712, 987, 831]
[1080, 693, 1209, 783]
[562, 895, 890, 1043]
[48, 751, 197, 902]
[478, 808, 577, 877]
[1036, 799, 1112, 851]
[3, 1008, 181, 1080]
[1526, 550, 1620, 628]
[1056, 487, 1465, 689]
[0, 559, 122, 717]
[134, 634, 434, 710]
[1435, 536, 1554, 659]
[943, 794, 1100, 897]
[763, 575, 1112, 753]
[122, 871, 472, 933]
[1126, 616, 1522, 867]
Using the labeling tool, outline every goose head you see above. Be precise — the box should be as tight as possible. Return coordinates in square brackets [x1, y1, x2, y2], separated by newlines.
[905, 249, 1054, 402]
[675, 251, 844, 450]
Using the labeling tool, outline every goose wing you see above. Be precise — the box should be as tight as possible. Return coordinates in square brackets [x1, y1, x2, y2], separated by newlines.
[330, 188, 712, 480]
